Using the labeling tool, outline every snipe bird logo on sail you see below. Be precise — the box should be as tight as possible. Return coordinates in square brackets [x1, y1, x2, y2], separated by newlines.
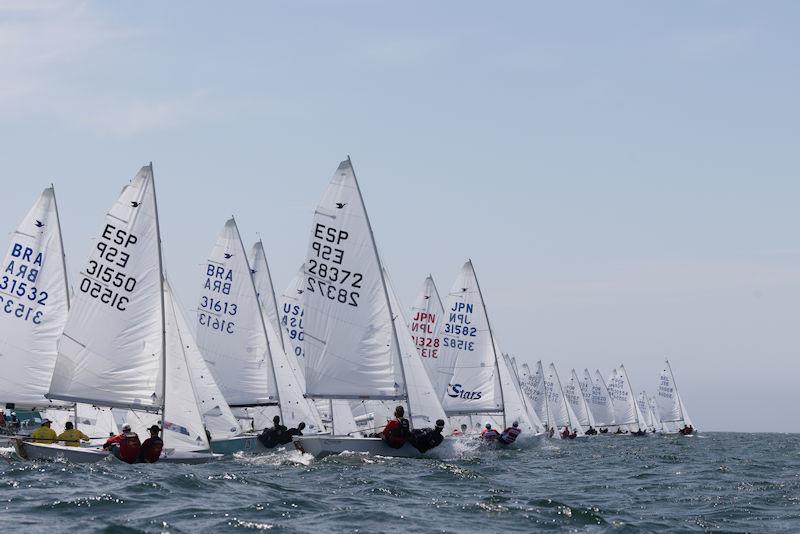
[447, 383, 482, 400]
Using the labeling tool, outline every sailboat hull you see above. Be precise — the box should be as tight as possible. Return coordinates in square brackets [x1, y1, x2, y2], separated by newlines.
[292, 435, 450, 458]
[14, 440, 110, 463]
[209, 434, 262, 455]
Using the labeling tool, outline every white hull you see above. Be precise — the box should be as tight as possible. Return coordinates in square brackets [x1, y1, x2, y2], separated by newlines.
[15, 439, 220, 464]
[15, 440, 110, 463]
[292, 435, 448, 458]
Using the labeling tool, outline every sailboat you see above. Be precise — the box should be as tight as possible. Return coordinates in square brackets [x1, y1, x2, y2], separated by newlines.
[636, 391, 656, 432]
[543, 363, 584, 437]
[0, 187, 122, 446]
[291, 158, 447, 458]
[565, 369, 596, 433]
[21, 165, 218, 463]
[656, 359, 695, 434]
[606, 365, 646, 435]
[500, 354, 543, 434]
[585, 369, 616, 432]
[519, 361, 549, 431]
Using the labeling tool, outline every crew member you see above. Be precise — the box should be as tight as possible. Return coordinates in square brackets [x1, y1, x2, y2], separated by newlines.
[410, 419, 445, 453]
[104, 424, 141, 464]
[379, 406, 410, 449]
[258, 415, 288, 449]
[56, 421, 90, 447]
[498, 421, 522, 445]
[30, 419, 57, 444]
[286, 422, 306, 442]
[451, 423, 468, 436]
[481, 423, 499, 441]
[138, 425, 163, 463]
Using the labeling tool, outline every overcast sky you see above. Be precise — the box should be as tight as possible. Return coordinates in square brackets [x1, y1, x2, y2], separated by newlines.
[1, 2, 797, 432]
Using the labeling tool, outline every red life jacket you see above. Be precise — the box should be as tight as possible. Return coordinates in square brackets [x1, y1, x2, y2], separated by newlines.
[118, 432, 141, 464]
[382, 418, 409, 448]
[481, 428, 499, 439]
[500, 427, 521, 443]
[139, 437, 163, 463]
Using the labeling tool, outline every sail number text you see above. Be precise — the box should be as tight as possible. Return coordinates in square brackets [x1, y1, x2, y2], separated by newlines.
[1, 243, 49, 324]
[78, 224, 139, 311]
[306, 223, 361, 307]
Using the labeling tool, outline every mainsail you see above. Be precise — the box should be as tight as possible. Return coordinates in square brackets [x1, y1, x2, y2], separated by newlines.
[302, 159, 404, 401]
[544, 363, 582, 434]
[607, 365, 643, 432]
[196, 218, 278, 408]
[439, 261, 504, 418]
[499, 352, 540, 432]
[0, 187, 70, 408]
[407, 275, 444, 387]
[520, 361, 548, 427]
[49, 166, 164, 411]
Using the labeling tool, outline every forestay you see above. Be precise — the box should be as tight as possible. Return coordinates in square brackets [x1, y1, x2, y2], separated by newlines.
[0, 187, 70, 408]
[302, 159, 404, 399]
[196, 218, 277, 407]
[49, 166, 164, 411]
[439, 261, 503, 416]
[407, 275, 444, 388]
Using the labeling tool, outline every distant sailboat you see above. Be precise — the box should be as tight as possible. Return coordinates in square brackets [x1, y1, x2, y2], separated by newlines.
[586, 369, 616, 430]
[607, 365, 645, 435]
[407, 275, 445, 387]
[656, 359, 695, 434]
[544, 363, 584, 437]
[565, 369, 596, 433]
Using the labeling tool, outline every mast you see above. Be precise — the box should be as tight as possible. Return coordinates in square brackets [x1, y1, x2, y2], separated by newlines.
[150, 162, 168, 433]
[553, 366, 572, 430]
[469, 259, 506, 428]
[238, 219, 284, 422]
[51, 185, 71, 311]
[348, 157, 411, 427]
[574, 369, 592, 428]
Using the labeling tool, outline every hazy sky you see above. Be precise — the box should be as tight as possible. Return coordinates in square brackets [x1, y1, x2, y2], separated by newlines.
[1, 2, 797, 432]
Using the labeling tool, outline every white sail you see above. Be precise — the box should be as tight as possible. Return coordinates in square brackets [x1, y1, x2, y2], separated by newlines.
[162, 281, 212, 452]
[330, 399, 360, 436]
[168, 280, 240, 441]
[302, 159, 403, 399]
[607, 366, 642, 432]
[196, 218, 277, 407]
[657, 359, 693, 429]
[48, 166, 164, 411]
[249, 240, 286, 352]
[279, 264, 307, 367]
[498, 352, 539, 432]
[384, 268, 447, 429]
[44, 405, 118, 439]
[439, 261, 503, 416]
[637, 392, 654, 430]
[407, 275, 445, 387]
[507, 355, 544, 432]
[520, 361, 548, 427]
[648, 395, 664, 432]
[565, 369, 593, 429]
[0, 187, 71, 408]
[586, 369, 615, 427]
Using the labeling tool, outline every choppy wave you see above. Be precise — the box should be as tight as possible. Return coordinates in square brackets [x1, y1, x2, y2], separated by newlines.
[2, 433, 799, 532]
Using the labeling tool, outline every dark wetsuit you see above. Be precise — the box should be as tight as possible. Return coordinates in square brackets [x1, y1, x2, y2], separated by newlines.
[409, 428, 443, 453]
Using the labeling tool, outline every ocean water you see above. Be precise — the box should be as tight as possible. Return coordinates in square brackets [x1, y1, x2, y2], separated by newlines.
[2, 432, 798, 533]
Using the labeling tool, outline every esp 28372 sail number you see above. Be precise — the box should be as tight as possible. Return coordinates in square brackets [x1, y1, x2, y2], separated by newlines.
[0, 243, 48, 323]
[306, 223, 362, 307]
[78, 224, 138, 311]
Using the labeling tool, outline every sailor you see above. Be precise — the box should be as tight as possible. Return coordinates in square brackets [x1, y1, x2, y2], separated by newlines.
[57, 421, 90, 447]
[569, 429, 577, 439]
[258, 415, 288, 449]
[599, 427, 609, 434]
[451, 423, 468, 436]
[30, 419, 57, 444]
[138, 425, 164, 463]
[286, 422, 306, 441]
[409, 419, 445, 453]
[379, 406, 410, 449]
[547, 426, 555, 438]
[480, 423, 500, 441]
[560, 426, 570, 439]
[498, 421, 522, 445]
[585, 426, 597, 435]
[104, 424, 141, 464]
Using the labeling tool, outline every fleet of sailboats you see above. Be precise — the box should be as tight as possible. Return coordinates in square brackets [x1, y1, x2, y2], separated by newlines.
[2, 159, 698, 463]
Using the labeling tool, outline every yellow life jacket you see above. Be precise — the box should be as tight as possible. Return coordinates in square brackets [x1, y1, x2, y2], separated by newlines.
[57, 428, 90, 447]
[30, 426, 57, 444]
